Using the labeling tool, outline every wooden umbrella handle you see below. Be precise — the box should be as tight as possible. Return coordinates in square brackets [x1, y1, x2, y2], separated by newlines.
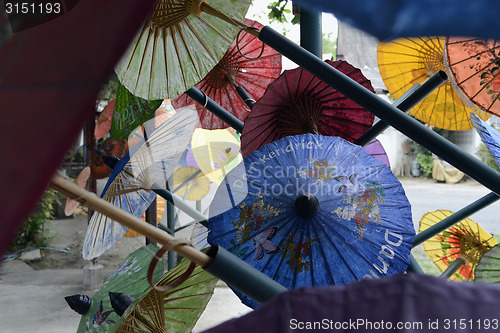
[49, 172, 212, 267]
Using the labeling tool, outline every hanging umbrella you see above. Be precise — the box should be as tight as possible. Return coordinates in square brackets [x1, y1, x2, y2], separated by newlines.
[291, 0, 500, 41]
[171, 18, 282, 129]
[475, 244, 500, 283]
[418, 209, 497, 280]
[95, 99, 115, 139]
[470, 113, 500, 168]
[91, 137, 128, 179]
[377, 37, 490, 131]
[112, 250, 218, 333]
[72, 245, 165, 332]
[203, 273, 500, 333]
[114, 0, 251, 100]
[64, 167, 91, 216]
[208, 134, 414, 308]
[173, 166, 210, 201]
[110, 83, 164, 140]
[445, 37, 500, 117]
[82, 109, 198, 260]
[240, 60, 375, 157]
[363, 139, 390, 168]
[191, 128, 242, 185]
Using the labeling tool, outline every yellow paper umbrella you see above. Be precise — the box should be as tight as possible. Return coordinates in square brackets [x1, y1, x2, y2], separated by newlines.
[173, 166, 210, 201]
[418, 210, 497, 280]
[191, 128, 242, 185]
[377, 37, 490, 131]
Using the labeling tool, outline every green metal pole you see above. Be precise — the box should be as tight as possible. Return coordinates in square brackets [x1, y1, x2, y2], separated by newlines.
[355, 71, 447, 146]
[413, 192, 500, 247]
[299, 6, 322, 57]
[258, 26, 500, 196]
[440, 257, 466, 279]
[185, 87, 244, 133]
[406, 254, 425, 274]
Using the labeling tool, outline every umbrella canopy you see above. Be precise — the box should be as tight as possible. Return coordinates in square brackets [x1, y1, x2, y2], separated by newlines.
[64, 167, 91, 216]
[110, 83, 163, 140]
[291, 0, 500, 41]
[114, 0, 251, 100]
[113, 250, 218, 333]
[208, 134, 414, 308]
[475, 244, 500, 283]
[363, 139, 390, 168]
[76, 245, 165, 332]
[191, 128, 242, 185]
[91, 138, 128, 179]
[173, 166, 210, 201]
[95, 99, 115, 139]
[203, 273, 500, 333]
[171, 18, 282, 129]
[471, 113, 500, 168]
[418, 209, 497, 280]
[445, 37, 500, 117]
[240, 60, 375, 157]
[377, 37, 490, 131]
[82, 109, 198, 260]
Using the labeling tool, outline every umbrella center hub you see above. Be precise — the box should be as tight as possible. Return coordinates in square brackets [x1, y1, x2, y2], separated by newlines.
[295, 194, 319, 219]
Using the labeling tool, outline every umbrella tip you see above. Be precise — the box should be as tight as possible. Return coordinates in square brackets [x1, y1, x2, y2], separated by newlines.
[64, 294, 92, 315]
[109, 292, 135, 317]
[295, 194, 319, 219]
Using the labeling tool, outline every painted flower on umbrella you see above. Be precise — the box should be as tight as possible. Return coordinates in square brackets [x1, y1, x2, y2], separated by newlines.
[297, 158, 337, 184]
[433, 225, 493, 280]
[333, 181, 385, 238]
[280, 233, 318, 273]
[232, 199, 281, 244]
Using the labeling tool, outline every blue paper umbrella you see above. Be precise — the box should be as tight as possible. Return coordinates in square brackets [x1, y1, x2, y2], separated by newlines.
[82, 109, 198, 260]
[471, 113, 500, 169]
[208, 134, 414, 308]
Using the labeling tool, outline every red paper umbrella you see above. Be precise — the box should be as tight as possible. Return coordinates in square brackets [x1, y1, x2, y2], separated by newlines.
[240, 60, 375, 157]
[171, 19, 282, 129]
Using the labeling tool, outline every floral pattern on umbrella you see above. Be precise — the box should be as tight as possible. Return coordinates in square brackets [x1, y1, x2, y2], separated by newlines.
[208, 134, 414, 308]
[445, 37, 500, 117]
[418, 209, 497, 280]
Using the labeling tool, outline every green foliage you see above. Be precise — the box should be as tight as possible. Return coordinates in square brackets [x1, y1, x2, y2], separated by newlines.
[415, 151, 433, 177]
[9, 189, 60, 251]
[322, 32, 337, 57]
[267, 1, 292, 24]
[477, 143, 500, 172]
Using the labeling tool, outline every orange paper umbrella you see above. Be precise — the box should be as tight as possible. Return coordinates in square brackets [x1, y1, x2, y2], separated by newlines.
[171, 19, 282, 129]
[91, 138, 127, 179]
[445, 37, 500, 117]
[378, 37, 490, 130]
[419, 210, 497, 281]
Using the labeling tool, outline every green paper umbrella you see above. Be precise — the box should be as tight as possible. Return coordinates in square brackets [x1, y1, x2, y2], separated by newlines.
[77, 245, 165, 332]
[114, 0, 252, 100]
[114, 248, 218, 333]
[111, 83, 163, 140]
[475, 244, 500, 283]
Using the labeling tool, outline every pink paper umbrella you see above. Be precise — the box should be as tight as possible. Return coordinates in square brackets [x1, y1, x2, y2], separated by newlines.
[364, 139, 390, 168]
[172, 19, 282, 129]
[240, 60, 375, 157]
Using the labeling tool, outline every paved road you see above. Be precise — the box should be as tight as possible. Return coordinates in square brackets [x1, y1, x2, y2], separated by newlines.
[400, 178, 500, 234]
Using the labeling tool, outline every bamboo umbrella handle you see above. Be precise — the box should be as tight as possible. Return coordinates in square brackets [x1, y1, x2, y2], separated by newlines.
[50, 173, 212, 267]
